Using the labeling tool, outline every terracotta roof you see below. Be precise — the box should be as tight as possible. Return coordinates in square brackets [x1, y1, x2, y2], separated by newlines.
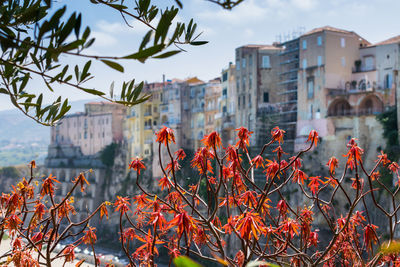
[374, 35, 400, 46]
[303, 26, 353, 36]
[185, 77, 204, 84]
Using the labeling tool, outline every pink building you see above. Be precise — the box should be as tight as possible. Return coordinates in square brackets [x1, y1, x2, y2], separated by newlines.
[51, 102, 126, 155]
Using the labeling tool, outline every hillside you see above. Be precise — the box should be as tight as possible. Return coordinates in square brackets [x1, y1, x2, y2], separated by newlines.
[0, 98, 99, 167]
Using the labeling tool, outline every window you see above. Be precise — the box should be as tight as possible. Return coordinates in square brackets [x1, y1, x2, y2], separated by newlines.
[365, 56, 374, 71]
[307, 77, 314, 99]
[236, 61, 240, 70]
[222, 106, 227, 113]
[309, 104, 313, 120]
[302, 39, 307, 50]
[242, 95, 246, 108]
[262, 55, 270, 68]
[341, 57, 346, 67]
[317, 36, 322, 46]
[222, 88, 227, 96]
[248, 94, 251, 108]
[385, 74, 392, 89]
[249, 74, 252, 89]
[317, 56, 322, 66]
[242, 58, 246, 68]
[341, 37, 346, 47]
[242, 76, 246, 90]
[302, 59, 307, 69]
[249, 54, 253, 66]
[236, 79, 240, 91]
[263, 92, 269, 103]
[222, 72, 228, 82]
[238, 96, 240, 109]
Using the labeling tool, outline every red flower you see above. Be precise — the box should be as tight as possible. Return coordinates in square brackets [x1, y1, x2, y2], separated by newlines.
[156, 126, 175, 146]
[114, 196, 131, 215]
[364, 224, 379, 253]
[129, 157, 146, 175]
[235, 212, 265, 240]
[168, 210, 198, 236]
[277, 200, 288, 215]
[40, 174, 60, 197]
[293, 169, 308, 184]
[202, 131, 222, 149]
[235, 127, 253, 149]
[191, 147, 214, 174]
[158, 176, 171, 191]
[63, 245, 76, 262]
[73, 173, 90, 193]
[308, 176, 323, 195]
[326, 157, 339, 174]
[343, 138, 364, 170]
[264, 159, 280, 181]
[175, 149, 186, 160]
[271, 126, 285, 144]
[82, 226, 97, 245]
[307, 130, 319, 147]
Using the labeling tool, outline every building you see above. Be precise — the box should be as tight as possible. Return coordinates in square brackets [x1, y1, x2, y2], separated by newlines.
[204, 78, 222, 135]
[295, 26, 397, 167]
[234, 44, 282, 148]
[50, 102, 126, 156]
[216, 63, 237, 146]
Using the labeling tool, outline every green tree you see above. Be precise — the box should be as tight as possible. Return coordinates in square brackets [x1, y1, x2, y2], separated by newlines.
[0, 0, 244, 126]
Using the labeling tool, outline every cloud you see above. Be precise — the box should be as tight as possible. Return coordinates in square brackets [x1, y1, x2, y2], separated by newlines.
[290, 0, 319, 10]
[90, 31, 118, 47]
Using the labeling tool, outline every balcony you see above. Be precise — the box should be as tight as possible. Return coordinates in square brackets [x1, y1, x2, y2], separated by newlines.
[144, 111, 152, 117]
[327, 87, 374, 97]
[352, 66, 376, 73]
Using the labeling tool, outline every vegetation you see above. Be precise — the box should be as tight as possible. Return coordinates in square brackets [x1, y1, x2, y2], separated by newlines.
[1, 127, 400, 266]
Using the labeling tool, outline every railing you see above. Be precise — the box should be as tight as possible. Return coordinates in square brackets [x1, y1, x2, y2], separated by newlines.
[327, 108, 383, 117]
[352, 66, 376, 73]
[327, 87, 374, 96]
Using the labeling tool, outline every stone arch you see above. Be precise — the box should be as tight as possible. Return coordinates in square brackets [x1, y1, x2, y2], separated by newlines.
[327, 98, 352, 117]
[358, 94, 384, 115]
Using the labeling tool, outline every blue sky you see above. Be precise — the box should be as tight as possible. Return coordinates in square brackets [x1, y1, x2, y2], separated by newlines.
[1, 0, 400, 111]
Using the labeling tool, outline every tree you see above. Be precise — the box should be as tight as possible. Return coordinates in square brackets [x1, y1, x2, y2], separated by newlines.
[2, 128, 400, 266]
[0, 0, 244, 126]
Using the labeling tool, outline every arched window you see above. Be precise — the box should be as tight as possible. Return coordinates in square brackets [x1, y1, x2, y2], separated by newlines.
[328, 99, 352, 117]
[358, 79, 366, 91]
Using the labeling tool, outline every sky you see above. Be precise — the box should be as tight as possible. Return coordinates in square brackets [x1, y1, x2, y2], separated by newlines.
[1, 0, 400, 111]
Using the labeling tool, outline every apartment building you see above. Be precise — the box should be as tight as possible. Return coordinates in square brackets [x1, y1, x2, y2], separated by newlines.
[235, 45, 282, 146]
[216, 63, 237, 146]
[295, 26, 397, 165]
[50, 102, 126, 156]
[204, 78, 222, 135]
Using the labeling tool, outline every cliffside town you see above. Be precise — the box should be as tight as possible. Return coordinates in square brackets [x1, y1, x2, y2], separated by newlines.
[43, 26, 400, 235]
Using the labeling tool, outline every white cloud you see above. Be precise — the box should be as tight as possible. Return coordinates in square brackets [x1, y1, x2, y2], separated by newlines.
[91, 31, 118, 47]
[290, 0, 319, 10]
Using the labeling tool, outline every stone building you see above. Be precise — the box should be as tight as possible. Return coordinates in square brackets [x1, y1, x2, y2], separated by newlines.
[295, 26, 397, 168]
[234, 45, 282, 147]
[50, 102, 126, 156]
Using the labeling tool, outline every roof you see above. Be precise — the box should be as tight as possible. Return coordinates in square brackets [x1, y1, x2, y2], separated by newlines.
[373, 35, 400, 46]
[185, 77, 204, 84]
[237, 44, 281, 50]
[303, 26, 354, 36]
[302, 25, 371, 45]
[85, 101, 120, 105]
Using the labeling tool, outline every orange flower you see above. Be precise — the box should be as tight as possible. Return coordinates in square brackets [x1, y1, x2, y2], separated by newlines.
[364, 224, 379, 253]
[279, 218, 300, 238]
[308, 176, 323, 195]
[191, 147, 214, 174]
[271, 126, 285, 144]
[5, 214, 22, 231]
[82, 226, 97, 245]
[114, 196, 131, 215]
[202, 131, 222, 149]
[264, 159, 280, 181]
[307, 130, 319, 147]
[251, 155, 264, 168]
[326, 157, 339, 174]
[156, 126, 175, 146]
[343, 138, 364, 170]
[293, 169, 308, 184]
[168, 210, 198, 236]
[175, 149, 186, 160]
[63, 245, 76, 262]
[40, 174, 60, 197]
[277, 200, 288, 215]
[235, 127, 253, 149]
[34, 201, 46, 220]
[235, 212, 265, 240]
[129, 157, 146, 175]
[158, 176, 171, 191]
[100, 204, 108, 220]
[73, 173, 90, 193]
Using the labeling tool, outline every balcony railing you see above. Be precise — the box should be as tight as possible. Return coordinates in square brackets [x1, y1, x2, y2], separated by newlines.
[327, 108, 383, 117]
[327, 87, 374, 96]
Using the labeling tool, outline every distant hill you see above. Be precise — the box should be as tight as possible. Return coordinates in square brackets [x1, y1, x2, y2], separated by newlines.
[0, 98, 99, 144]
[0, 98, 99, 167]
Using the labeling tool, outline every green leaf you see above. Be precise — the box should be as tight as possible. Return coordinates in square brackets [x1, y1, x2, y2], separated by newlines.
[173, 256, 203, 267]
[101, 60, 124, 72]
[190, 41, 208, 46]
[152, 50, 181, 59]
[81, 88, 105, 96]
[0, 88, 9, 95]
[123, 44, 165, 63]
